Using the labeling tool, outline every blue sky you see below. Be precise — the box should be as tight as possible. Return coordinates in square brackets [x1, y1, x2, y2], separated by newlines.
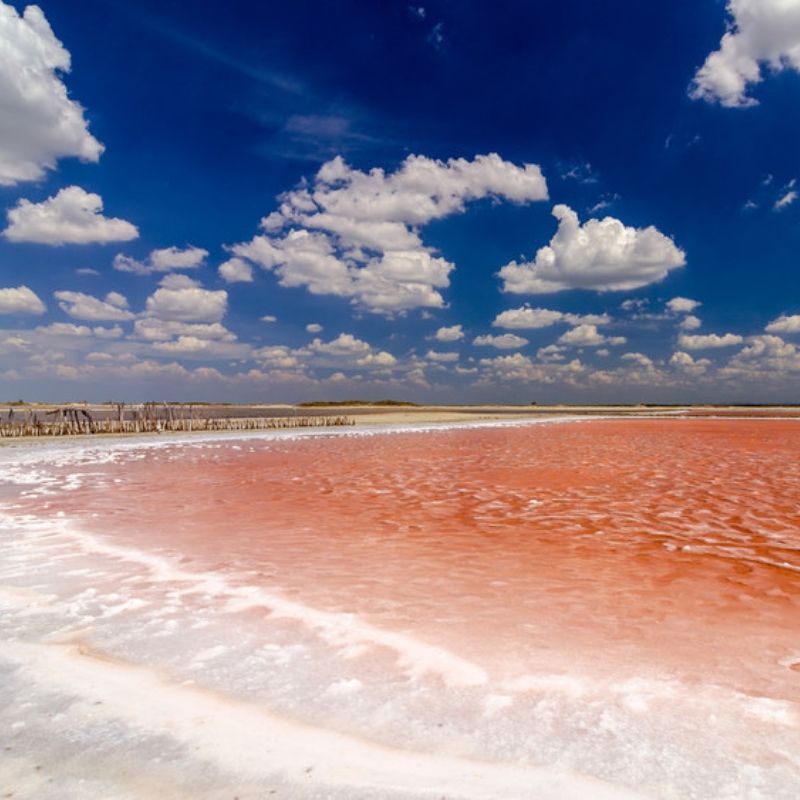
[1, 0, 799, 403]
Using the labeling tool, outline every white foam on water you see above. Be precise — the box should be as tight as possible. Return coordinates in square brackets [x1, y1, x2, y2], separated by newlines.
[0, 510, 488, 688]
[227, 589, 489, 688]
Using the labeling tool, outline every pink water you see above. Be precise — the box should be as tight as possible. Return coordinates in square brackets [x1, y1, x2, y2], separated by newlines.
[1, 418, 799, 798]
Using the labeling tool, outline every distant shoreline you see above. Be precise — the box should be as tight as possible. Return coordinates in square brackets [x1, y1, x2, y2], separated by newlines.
[2, 403, 800, 447]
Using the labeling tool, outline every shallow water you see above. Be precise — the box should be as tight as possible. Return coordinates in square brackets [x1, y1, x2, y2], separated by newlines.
[1, 418, 799, 798]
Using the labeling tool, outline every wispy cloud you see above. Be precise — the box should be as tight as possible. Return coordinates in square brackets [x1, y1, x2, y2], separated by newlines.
[774, 190, 797, 211]
[774, 180, 797, 212]
[258, 113, 387, 161]
[427, 22, 445, 49]
[588, 193, 619, 214]
[125, 6, 303, 94]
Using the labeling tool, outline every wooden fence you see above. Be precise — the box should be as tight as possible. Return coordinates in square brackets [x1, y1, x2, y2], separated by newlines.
[0, 403, 354, 438]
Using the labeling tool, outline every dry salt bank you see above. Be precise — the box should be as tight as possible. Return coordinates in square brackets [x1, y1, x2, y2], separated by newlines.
[1, 417, 799, 799]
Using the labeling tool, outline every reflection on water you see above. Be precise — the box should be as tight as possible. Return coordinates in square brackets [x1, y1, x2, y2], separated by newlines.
[1, 419, 799, 798]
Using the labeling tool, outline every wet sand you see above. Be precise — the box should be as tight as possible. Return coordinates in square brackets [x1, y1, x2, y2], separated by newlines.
[1, 417, 799, 798]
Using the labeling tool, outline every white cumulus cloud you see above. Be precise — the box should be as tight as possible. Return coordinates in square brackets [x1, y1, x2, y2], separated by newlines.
[35, 321, 121, 338]
[498, 204, 685, 294]
[666, 296, 701, 313]
[218, 257, 253, 283]
[690, 0, 800, 108]
[308, 333, 371, 357]
[0, 285, 46, 314]
[765, 313, 800, 334]
[144, 276, 228, 323]
[679, 314, 702, 331]
[476, 352, 585, 385]
[493, 306, 565, 329]
[253, 345, 299, 369]
[434, 324, 464, 342]
[0, 2, 103, 185]
[621, 352, 654, 368]
[727, 334, 800, 374]
[678, 332, 744, 349]
[492, 304, 612, 329]
[425, 350, 459, 363]
[4, 186, 138, 245]
[54, 290, 134, 321]
[558, 324, 626, 347]
[230, 153, 548, 313]
[537, 344, 565, 362]
[151, 336, 247, 359]
[150, 246, 208, 269]
[670, 351, 711, 374]
[93, 324, 123, 339]
[133, 318, 236, 342]
[249, 332, 399, 375]
[473, 333, 529, 349]
[357, 351, 397, 367]
[114, 245, 207, 275]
